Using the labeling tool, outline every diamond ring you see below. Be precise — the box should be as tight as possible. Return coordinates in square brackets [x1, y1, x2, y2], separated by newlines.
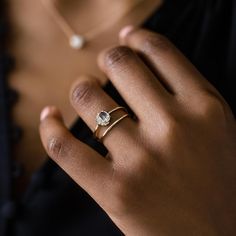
[94, 107, 129, 141]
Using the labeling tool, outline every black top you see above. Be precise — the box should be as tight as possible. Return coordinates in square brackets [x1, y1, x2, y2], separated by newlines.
[0, 0, 235, 235]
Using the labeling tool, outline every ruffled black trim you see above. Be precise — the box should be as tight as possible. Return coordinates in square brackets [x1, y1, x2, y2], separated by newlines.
[0, 1, 23, 234]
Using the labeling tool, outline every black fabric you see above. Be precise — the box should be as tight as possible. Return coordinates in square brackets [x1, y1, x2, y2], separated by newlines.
[0, 0, 235, 235]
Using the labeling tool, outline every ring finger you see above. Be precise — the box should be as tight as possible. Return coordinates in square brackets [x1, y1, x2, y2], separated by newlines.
[69, 75, 138, 157]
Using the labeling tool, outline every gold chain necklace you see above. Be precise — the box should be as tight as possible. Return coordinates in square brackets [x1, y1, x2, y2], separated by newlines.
[40, 0, 143, 50]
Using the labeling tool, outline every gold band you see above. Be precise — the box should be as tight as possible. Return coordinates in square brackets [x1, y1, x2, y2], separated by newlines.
[108, 106, 127, 114]
[93, 106, 129, 141]
[99, 114, 129, 141]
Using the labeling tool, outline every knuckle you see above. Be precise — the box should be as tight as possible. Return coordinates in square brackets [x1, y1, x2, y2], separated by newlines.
[47, 136, 66, 159]
[71, 80, 94, 106]
[159, 114, 182, 141]
[197, 92, 228, 119]
[103, 46, 134, 68]
[143, 33, 171, 54]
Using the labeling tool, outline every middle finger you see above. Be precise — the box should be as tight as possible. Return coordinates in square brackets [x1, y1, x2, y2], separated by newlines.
[98, 46, 172, 122]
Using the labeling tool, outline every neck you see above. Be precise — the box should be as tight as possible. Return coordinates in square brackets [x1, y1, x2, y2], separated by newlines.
[55, 0, 142, 10]
[40, 0, 145, 38]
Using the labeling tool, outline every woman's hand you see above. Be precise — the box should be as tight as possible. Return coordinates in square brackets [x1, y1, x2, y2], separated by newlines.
[39, 27, 236, 236]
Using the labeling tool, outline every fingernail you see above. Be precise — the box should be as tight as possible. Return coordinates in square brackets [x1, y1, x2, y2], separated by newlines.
[119, 25, 135, 39]
[40, 106, 51, 121]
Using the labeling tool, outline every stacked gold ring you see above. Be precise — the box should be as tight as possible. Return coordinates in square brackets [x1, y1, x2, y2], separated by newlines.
[93, 106, 129, 141]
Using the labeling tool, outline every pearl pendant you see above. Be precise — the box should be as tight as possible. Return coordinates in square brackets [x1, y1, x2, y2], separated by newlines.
[69, 35, 86, 49]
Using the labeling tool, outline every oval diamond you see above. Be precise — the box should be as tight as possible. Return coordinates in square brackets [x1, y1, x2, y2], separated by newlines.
[96, 111, 111, 126]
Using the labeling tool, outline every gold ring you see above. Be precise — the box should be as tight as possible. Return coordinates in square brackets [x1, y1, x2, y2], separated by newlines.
[99, 114, 129, 141]
[93, 106, 129, 141]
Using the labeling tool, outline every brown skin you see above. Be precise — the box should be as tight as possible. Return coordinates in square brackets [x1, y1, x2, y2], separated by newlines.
[8, 0, 162, 179]
[39, 28, 236, 235]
